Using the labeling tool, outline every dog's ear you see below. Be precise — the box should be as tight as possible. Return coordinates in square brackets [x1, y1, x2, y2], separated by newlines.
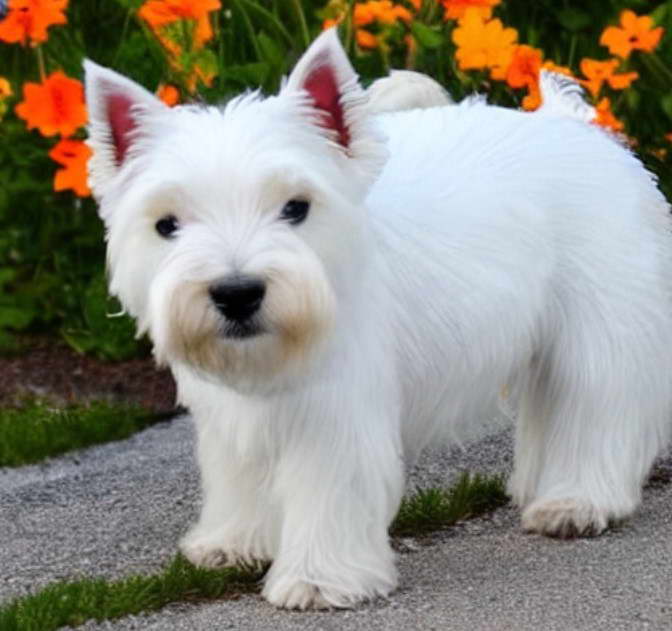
[84, 60, 167, 199]
[284, 28, 365, 150]
[283, 28, 387, 188]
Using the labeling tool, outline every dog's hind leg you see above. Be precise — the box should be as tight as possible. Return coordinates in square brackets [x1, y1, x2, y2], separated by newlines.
[507, 359, 551, 510]
[514, 286, 672, 537]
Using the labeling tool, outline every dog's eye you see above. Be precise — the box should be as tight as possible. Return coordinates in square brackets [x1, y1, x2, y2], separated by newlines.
[280, 199, 310, 225]
[155, 215, 179, 239]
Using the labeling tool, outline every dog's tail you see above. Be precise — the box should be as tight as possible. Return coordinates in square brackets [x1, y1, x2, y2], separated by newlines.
[366, 70, 452, 115]
[535, 71, 596, 123]
[366, 69, 596, 124]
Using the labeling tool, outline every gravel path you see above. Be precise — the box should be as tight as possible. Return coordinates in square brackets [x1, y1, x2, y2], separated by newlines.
[1, 416, 671, 630]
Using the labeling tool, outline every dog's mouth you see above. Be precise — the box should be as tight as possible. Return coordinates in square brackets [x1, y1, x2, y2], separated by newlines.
[220, 319, 266, 340]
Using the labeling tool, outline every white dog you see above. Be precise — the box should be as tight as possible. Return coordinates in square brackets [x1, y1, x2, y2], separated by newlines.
[84, 29, 672, 609]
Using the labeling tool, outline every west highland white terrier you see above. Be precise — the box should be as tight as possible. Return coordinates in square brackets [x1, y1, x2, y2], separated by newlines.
[84, 29, 672, 609]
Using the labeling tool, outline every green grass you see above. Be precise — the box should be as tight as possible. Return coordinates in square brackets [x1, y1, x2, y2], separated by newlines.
[0, 555, 261, 631]
[0, 401, 170, 467]
[392, 472, 509, 536]
[0, 473, 509, 629]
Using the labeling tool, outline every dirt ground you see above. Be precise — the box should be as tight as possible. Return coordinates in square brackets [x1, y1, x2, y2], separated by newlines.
[0, 339, 176, 411]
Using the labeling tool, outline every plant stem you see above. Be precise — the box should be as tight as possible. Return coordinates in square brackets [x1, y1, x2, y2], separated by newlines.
[233, 0, 262, 60]
[290, 0, 310, 49]
[113, 8, 133, 66]
[36, 45, 47, 81]
[567, 34, 577, 69]
[344, 0, 355, 54]
[239, 0, 293, 46]
[650, 53, 672, 85]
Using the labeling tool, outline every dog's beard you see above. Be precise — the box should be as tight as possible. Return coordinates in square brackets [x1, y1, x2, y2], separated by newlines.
[148, 266, 336, 395]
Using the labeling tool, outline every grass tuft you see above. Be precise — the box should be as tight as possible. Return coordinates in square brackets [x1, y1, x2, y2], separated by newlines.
[392, 472, 509, 536]
[0, 401, 171, 468]
[0, 555, 261, 631]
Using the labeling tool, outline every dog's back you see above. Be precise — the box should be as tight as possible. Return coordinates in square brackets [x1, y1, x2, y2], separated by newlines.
[368, 102, 672, 460]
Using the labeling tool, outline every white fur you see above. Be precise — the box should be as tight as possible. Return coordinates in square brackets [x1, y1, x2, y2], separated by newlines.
[85, 29, 672, 610]
[536, 70, 596, 122]
[367, 69, 452, 114]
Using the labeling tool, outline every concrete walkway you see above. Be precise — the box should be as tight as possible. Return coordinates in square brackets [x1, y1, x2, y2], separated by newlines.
[1, 417, 670, 630]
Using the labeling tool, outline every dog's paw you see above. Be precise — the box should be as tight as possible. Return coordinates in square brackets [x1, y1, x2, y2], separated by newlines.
[262, 563, 396, 610]
[180, 538, 236, 568]
[521, 497, 608, 538]
[180, 535, 264, 570]
[263, 579, 335, 610]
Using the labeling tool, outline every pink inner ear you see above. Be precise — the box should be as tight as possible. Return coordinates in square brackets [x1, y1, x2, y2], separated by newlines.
[107, 93, 136, 165]
[303, 62, 350, 148]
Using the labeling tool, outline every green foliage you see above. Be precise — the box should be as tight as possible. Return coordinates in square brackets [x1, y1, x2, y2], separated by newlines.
[60, 273, 150, 361]
[392, 472, 509, 536]
[0, 555, 260, 631]
[0, 0, 670, 359]
[0, 401, 163, 467]
[0, 114, 142, 358]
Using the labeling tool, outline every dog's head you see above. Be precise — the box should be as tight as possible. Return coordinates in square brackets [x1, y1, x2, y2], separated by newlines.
[84, 29, 387, 394]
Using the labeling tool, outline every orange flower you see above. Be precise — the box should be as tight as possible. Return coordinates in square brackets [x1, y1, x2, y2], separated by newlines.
[138, 0, 221, 47]
[593, 97, 624, 132]
[353, 3, 375, 25]
[579, 58, 638, 97]
[0, 0, 67, 46]
[15, 71, 87, 137]
[0, 77, 11, 119]
[354, 1, 412, 27]
[322, 17, 341, 29]
[600, 10, 664, 59]
[506, 45, 543, 110]
[580, 59, 618, 96]
[49, 139, 92, 197]
[452, 9, 517, 78]
[441, 0, 500, 21]
[0, 77, 12, 98]
[666, 133, 672, 144]
[356, 28, 378, 49]
[608, 70, 639, 90]
[506, 45, 541, 88]
[157, 83, 180, 106]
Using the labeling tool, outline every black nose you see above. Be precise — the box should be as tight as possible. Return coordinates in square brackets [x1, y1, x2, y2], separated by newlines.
[209, 277, 266, 322]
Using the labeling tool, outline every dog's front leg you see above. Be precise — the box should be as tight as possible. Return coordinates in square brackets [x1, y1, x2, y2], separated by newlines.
[262, 400, 404, 610]
[180, 410, 279, 569]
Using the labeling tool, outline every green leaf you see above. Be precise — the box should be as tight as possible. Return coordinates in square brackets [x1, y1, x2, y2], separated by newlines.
[556, 8, 591, 33]
[650, 3, 668, 25]
[410, 22, 444, 50]
[625, 88, 640, 110]
[221, 62, 271, 86]
[257, 31, 284, 67]
[60, 273, 145, 361]
[113, 0, 145, 8]
[661, 94, 672, 119]
[0, 305, 35, 329]
[191, 48, 219, 86]
[0, 268, 16, 288]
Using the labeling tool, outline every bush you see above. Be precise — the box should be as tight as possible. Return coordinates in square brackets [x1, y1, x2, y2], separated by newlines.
[0, 0, 670, 359]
